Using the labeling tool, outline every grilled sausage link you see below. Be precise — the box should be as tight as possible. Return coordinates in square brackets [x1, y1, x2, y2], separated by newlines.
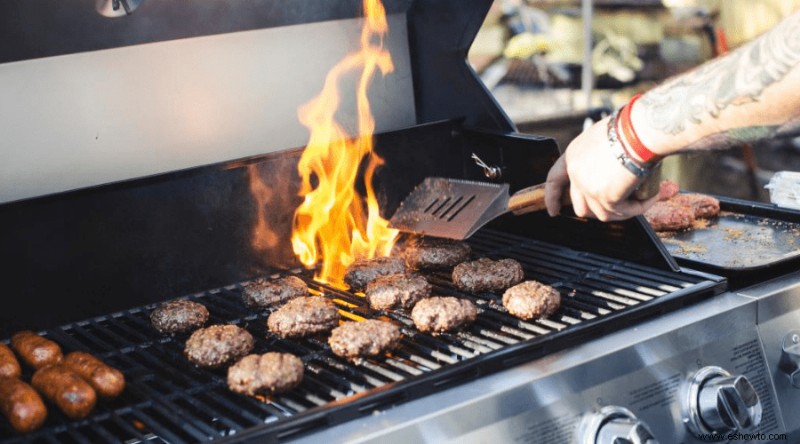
[0, 377, 47, 433]
[10, 331, 63, 370]
[0, 343, 21, 378]
[31, 365, 96, 420]
[63, 352, 125, 399]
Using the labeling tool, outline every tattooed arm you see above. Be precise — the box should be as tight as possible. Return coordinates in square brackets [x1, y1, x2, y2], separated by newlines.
[544, 10, 800, 221]
[634, 10, 800, 155]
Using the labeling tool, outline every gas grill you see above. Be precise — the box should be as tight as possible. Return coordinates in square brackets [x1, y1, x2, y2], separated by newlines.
[1, 1, 799, 443]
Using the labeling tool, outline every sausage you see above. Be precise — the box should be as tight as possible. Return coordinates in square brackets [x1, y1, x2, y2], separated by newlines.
[0, 343, 21, 378]
[10, 331, 63, 369]
[31, 365, 96, 420]
[63, 352, 125, 399]
[0, 377, 47, 433]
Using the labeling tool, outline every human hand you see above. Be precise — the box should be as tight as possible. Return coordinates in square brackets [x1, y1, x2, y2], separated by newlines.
[544, 116, 659, 221]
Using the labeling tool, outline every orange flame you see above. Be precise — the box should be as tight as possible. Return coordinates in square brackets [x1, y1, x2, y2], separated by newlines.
[291, 0, 399, 288]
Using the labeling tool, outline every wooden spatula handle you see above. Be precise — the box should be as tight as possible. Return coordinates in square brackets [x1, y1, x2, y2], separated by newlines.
[508, 183, 548, 215]
[508, 171, 661, 216]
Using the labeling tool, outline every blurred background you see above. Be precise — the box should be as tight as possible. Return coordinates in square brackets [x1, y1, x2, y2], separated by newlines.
[468, 0, 800, 204]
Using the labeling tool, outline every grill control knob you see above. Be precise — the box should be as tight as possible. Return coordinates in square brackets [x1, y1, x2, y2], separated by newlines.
[779, 330, 800, 388]
[683, 366, 762, 437]
[578, 406, 660, 444]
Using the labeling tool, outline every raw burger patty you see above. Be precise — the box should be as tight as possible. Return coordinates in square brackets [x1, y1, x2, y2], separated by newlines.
[344, 257, 407, 291]
[411, 296, 477, 333]
[365, 273, 431, 311]
[452, 258, 524, 293]
[404, 237, 471, 270]
[227, 352, 304, 396]
[150, 300, 209, 335]
[502, 280, 561, 320]
[328, 320, 402, 361]
[184, 325, 254, 368]
[267, 296, 340, 338]
[242, 276, 308, 309]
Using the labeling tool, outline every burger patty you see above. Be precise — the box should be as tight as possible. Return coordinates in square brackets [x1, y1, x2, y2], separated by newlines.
[644, 200, 695, 231]
[344, 257, 407, 291]
[227, 352, 304, 396]
[150, 300, 209, 335]
[242, 276, 308, 309]
[452, 258, 524, 293]
[673, 193, 721, 219]
[267, 296, 340, 338]
[403, 237, 471, 270]
[365, 273, 431, 311]
[328, 320, 402, 361]
[184, 325, 254, 368]
[411, 296, 477, 334]
[502, 280, 561, 320]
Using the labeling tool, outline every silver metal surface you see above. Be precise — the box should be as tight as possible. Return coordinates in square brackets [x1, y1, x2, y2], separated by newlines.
[389, 177, 511, 239]
[578, 406, 659, 444]
[739, 271, 800, 440]
[683, 366, 762, 436]
[779, 330, 800, 388]
[0, 14, 415, 203]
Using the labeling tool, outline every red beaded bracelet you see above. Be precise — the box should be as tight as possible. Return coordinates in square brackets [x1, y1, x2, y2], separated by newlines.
[618, 93, 661, 165]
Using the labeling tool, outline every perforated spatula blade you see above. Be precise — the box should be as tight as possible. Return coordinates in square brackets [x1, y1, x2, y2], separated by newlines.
[389, 177, 547, 240]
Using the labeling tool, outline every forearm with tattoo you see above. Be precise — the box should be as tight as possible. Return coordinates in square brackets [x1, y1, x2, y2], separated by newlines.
[639, 12, 800, 138]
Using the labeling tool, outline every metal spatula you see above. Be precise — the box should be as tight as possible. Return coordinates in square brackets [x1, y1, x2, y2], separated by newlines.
[388, 177, 549, 240]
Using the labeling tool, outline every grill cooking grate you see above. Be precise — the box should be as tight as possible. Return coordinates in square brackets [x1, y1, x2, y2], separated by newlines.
[0, 229, 723, 443]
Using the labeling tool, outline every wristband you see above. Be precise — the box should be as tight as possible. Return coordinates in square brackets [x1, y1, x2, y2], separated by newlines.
[607, 108, 659, 178]
[618, 93, 661, 165]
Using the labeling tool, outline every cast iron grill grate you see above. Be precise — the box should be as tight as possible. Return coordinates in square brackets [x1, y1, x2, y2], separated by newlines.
[0, 229, 724, 443]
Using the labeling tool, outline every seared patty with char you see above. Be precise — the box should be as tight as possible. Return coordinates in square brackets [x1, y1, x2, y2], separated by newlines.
[452, 258, 524, 293]
[644, 200, 695, 231]
[365, 273, 431, 311]
[150, 300, 209, 335]
[411, 296, 477, 334]
[344, 257, 407, 291]
[227, 352, 304, 396]
[502, 280, 561, 320]
[673, 193, 720, 219]
[267, 296, 340, 338]
[184, 325, 254, 368]
[328, 320, 402, 361]
[242, 276, 308, 309]
[403, 237, 471, 270]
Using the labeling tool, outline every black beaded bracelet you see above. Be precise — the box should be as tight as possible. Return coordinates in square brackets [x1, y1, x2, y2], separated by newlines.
[607, 108, 659, 178]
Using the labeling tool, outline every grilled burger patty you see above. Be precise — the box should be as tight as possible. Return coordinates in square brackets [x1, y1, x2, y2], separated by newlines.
[411, 296, 477, 333]
[644, 200, 695, 231]
[365, 273, 431, 311]
[267, 296, 340, 338]
[673, 193, 721, 219]
[452, 257, 524, 293]
[328, 320, 402, 361]
[344, 257, 407, 291]
[150, 300, 209, 335]
[227, 352, 304, 396]
[502, 280, 561, 320]
[184, 325, 254, 368]
[242, 276, 308, 309]
[403, 237, 471, 270]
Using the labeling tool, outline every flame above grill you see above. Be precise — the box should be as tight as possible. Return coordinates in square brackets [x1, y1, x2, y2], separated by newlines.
[291, 0, 399, 288]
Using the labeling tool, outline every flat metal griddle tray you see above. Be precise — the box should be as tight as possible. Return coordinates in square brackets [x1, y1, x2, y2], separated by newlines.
[0, 229, 724, 444]
[658, 196, 800, 284]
